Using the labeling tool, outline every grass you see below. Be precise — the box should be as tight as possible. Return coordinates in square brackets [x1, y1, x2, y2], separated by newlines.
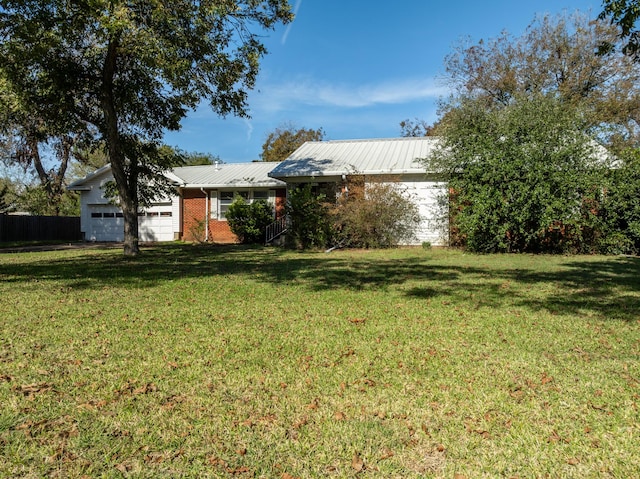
[0, 244, 638, 478]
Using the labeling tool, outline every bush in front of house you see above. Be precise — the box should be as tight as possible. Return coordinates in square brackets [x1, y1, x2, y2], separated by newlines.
[285, 179, 421, 250]
[225, 196, 274, 244]
[330, 179, 420, 248]
[285, 184, 333, 249]
[427, 94, 611, 254]
[596, 149, 640, 255]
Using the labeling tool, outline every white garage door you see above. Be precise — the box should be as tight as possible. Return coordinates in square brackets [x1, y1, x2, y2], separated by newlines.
[87, 206, 174, 242]
[401, 180, 448, 245]
[139, 210, 174, 242]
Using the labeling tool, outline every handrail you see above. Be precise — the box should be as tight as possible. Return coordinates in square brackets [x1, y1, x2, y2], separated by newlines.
[265, 215, 290, 245]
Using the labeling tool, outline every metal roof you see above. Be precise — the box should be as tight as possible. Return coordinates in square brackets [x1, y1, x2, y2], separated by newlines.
[69, 162, 287, 190]
[67, 164, 113, 190]
[268, 137, 438, 179]
[172, 162, 285, 188]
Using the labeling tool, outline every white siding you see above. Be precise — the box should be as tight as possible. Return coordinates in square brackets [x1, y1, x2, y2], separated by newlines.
[78, 171, 179, 242]
[396, 176, 448, 246]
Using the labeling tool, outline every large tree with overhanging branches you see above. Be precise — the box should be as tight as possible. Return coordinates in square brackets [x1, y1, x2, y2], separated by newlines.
[0, 0, 293, 255]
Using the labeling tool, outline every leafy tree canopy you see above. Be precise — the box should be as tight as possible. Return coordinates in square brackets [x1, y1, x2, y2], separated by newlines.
[426, 94, 609, 253]
[600, 0, 640, 59]
[0, 0, 293, 254]
[441, 12, 640, 149]
[260, 123, 325, 162]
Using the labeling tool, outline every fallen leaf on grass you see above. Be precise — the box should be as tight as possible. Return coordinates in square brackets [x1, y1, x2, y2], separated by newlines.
[352, 452, 364, 472]
[281, 474, 300, 479]
[379, 448, 394, 460]
[133, 383, 157, 395]
[292, 417, 308, 429]
[226, 466, 251, 475]
[547, 430, 568, 444]
[349, 318, 367, 325]
[78, 399, 108, 410]
[13, 382, 55, 397]
[567, 457, 580, 465]
[334, 411, 346, 421]
[115, 462, 133, 473]
[540, 372, 554, 385]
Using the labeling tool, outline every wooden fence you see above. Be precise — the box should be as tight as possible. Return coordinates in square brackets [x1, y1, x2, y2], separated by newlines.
[0, 215, 81, 242]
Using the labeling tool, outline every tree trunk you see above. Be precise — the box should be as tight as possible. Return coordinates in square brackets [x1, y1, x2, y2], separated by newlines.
[101, 36, 140, 256]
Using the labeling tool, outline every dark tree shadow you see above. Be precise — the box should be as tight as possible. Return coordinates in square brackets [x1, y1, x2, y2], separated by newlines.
[0, 244, 638, 321]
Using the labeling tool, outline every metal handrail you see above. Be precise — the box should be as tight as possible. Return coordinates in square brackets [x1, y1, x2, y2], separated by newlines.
[265, 215, 290, 245]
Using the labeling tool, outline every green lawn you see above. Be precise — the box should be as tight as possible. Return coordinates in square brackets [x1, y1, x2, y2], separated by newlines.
[0, 245, 638, 478]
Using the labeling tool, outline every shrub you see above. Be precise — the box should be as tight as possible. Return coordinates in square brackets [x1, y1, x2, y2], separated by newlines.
[427, 94, 609, 253]
[285, 184, 333, 249]
[331, 178, 420, 248]
[225, 196, 274, 244]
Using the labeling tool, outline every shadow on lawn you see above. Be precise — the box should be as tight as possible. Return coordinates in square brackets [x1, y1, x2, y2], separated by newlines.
[1, 243, 638, 321]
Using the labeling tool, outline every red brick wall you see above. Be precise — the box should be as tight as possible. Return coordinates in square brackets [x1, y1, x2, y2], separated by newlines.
[181, 188, 286, 244]
[275, 189, 286, 218]
[181, 189, 237, 243]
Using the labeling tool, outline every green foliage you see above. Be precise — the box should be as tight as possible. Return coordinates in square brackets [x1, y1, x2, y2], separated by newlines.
[17, 185, 79, 216]
[260, 124, 325, 162]
[187, 218, 207, 244]
[285, 179, 420, 250]
[225, 196, 274, 244]
[0, 0, 293, 254]
[441, 12, 640, 149]
[0, 177, 18, 213]
[331, 179, 420, 248]
[285, 184, 333, 249]
[428, 94, 609, 253]
[597, 149, 640, 254]
[600, 0, 640, 59]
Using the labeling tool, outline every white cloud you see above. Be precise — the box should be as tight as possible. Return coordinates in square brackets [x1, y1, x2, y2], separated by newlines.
[243, 118, 254, 141]
[252, 76, 448, 112]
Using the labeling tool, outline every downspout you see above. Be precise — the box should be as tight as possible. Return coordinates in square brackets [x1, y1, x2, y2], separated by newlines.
[200, 188, 209, 242]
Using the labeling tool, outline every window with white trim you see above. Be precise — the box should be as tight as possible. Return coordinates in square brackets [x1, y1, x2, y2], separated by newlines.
[215, 190, 274, 220]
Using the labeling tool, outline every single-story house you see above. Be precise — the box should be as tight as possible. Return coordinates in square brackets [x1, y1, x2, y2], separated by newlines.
[268, 137, 447, 245]
[68, 162, 287, 243]
[68, 137, 446, 245]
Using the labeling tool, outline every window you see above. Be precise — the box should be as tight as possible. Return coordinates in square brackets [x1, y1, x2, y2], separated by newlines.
[253, 190, 269, 201]
[217, 190, 272, 220]
[91, 212, 102, 218]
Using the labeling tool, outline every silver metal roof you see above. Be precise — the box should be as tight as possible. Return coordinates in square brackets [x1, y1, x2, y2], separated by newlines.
[165, 162, 286, 188]
[268, 137, 438, 179]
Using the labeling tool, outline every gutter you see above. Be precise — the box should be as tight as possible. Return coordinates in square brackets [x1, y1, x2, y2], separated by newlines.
[200, 188, 209, 242]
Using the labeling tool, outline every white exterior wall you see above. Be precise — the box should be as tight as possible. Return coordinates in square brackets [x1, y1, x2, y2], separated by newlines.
[396, 176, 448, 246]
[76, 171, 179, 242]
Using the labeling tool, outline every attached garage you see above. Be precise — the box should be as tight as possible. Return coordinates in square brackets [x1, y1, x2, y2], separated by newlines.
[68, 165, 180, 242]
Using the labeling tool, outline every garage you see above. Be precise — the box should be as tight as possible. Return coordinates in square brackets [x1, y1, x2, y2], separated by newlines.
[69, 165, 180, 243]
[86, 205, 174, 242]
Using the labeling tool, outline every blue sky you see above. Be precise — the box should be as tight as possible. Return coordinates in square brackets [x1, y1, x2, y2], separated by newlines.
[163, 0, 601, 163]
